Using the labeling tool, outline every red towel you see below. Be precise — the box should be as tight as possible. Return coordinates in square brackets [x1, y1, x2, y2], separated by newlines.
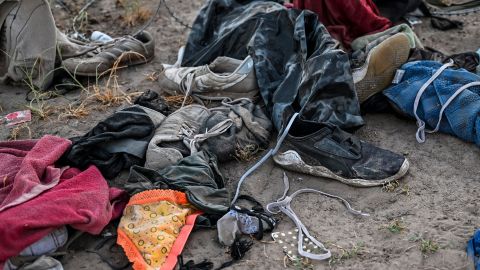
[0, 135, 71, 211]
[293, 0, 392, 48]
[0, 136, 128, 265]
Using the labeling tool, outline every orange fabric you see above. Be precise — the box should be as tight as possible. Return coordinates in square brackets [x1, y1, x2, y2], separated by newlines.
[117, 189, 201, 270]
[162, 213, 201, 270]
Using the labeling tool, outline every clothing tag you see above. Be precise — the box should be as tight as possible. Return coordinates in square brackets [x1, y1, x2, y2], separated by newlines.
[392, 70, 405, 84]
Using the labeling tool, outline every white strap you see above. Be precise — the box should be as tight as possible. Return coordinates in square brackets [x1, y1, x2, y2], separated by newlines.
[266, 173, 368, 261]
[414, 60, 454, 143]
[230, 113, 299, 205]
[187, 119, 233, 153]
[414, 60, 480, 143]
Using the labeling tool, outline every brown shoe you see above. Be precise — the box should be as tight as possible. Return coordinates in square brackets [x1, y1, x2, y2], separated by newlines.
[62, 31, 155, 77]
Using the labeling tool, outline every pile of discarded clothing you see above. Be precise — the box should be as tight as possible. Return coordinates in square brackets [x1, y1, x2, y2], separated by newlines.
[2, 0, 480, 269]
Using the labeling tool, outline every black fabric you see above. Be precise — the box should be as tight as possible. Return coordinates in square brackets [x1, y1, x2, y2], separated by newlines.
[374, 0, 463, 30]
[215, 239, 253, 270]
[182, 0, 363, 132]
[430, 15, 463, 30]
[61, 106, 156, 179]
[178, 256, 214, 270]
[408, 48, 480, 72]
[373, 0, 422, 23]
[125, 151, 229, 216]
[134, 89, 173, 115]
[231, 195, 277, 240]
[418, 2, 463, 30]
[360, 93, 396, 115]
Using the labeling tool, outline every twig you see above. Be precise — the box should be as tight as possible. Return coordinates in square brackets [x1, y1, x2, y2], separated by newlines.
[72, 0, 97, 41]
[162, 0, 192, 29]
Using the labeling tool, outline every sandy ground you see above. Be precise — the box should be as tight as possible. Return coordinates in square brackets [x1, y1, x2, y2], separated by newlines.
[1, 0, 480, 269]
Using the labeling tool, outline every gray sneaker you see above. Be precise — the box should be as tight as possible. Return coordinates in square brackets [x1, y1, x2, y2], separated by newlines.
[63, 31, 155, 77]
[157, 56, 259, 104]
[145, 104, 211, 170]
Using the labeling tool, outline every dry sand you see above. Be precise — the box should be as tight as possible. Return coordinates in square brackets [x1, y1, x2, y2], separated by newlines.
[1, 1, 479, 269]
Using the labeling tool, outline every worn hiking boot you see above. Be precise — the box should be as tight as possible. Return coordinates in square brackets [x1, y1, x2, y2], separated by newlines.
[157, 56, 259, 104]
[63, 31, 155, 76]
[353, 33, 410, 104]
[273, 120, 409, 187]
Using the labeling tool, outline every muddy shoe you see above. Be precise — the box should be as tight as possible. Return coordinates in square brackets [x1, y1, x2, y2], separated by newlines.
[145, 104, 211, 170]
[158, 56, 259, 104]
[353, 33, 410, 104]
[63, 31, 155, 76]
[273, 120, 409, 187]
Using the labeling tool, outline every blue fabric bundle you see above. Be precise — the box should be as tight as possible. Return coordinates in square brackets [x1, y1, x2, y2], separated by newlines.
[384, 60, 480, 146]
[467, 230, 480, 270]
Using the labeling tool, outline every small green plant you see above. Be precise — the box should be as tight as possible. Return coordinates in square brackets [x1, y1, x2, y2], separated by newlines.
[385, 219, 406, 234]
[287, 255, 313, 270]
[420, 239, 439, 255]
[328, 242, 364, 266]
[409, 233, 439, 256]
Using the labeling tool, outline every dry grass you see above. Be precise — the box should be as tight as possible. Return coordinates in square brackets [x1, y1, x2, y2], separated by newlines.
[8, 123, 32, 141]
[144, 71, 159, 81]
[20, 57, 56, 120]
[90, 51, 144, 106]
[399, 184, 411, 196]
[117, 0, 152, 27]
[382, 180, 400, 193]
[235, 144, 261, 162]
[164, 95, 193, 108]
[59, 100, 90, 119]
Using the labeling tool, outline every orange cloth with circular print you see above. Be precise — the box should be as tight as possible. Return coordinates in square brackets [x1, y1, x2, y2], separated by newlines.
[117, 189, 201, 270]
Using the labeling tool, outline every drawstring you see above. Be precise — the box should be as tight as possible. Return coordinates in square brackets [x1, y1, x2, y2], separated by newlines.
[231, 112, 299, 205]
[186, 119, 233, 153]
[266, 173, 368, 261]
[179, 71, 196, 107]
[414, 59, 480, 143]
[414, 59, 454, 143]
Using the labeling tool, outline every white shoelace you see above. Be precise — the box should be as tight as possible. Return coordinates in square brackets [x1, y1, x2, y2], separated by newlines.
[231, 112, 299, 205]
[186, 118, 233, 154]
[179, 71, 197, 108]
[414, 59, 480, 143]
[266, 173, 368, 261]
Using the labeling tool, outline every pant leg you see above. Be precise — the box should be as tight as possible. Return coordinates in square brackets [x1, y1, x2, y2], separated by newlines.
[0, 0, 56, 90]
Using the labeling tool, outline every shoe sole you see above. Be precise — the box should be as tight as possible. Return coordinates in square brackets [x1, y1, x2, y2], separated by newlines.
[273, 150, 410, 187]
[354, 33, 411, 104]
[70, 54, 155, 77]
